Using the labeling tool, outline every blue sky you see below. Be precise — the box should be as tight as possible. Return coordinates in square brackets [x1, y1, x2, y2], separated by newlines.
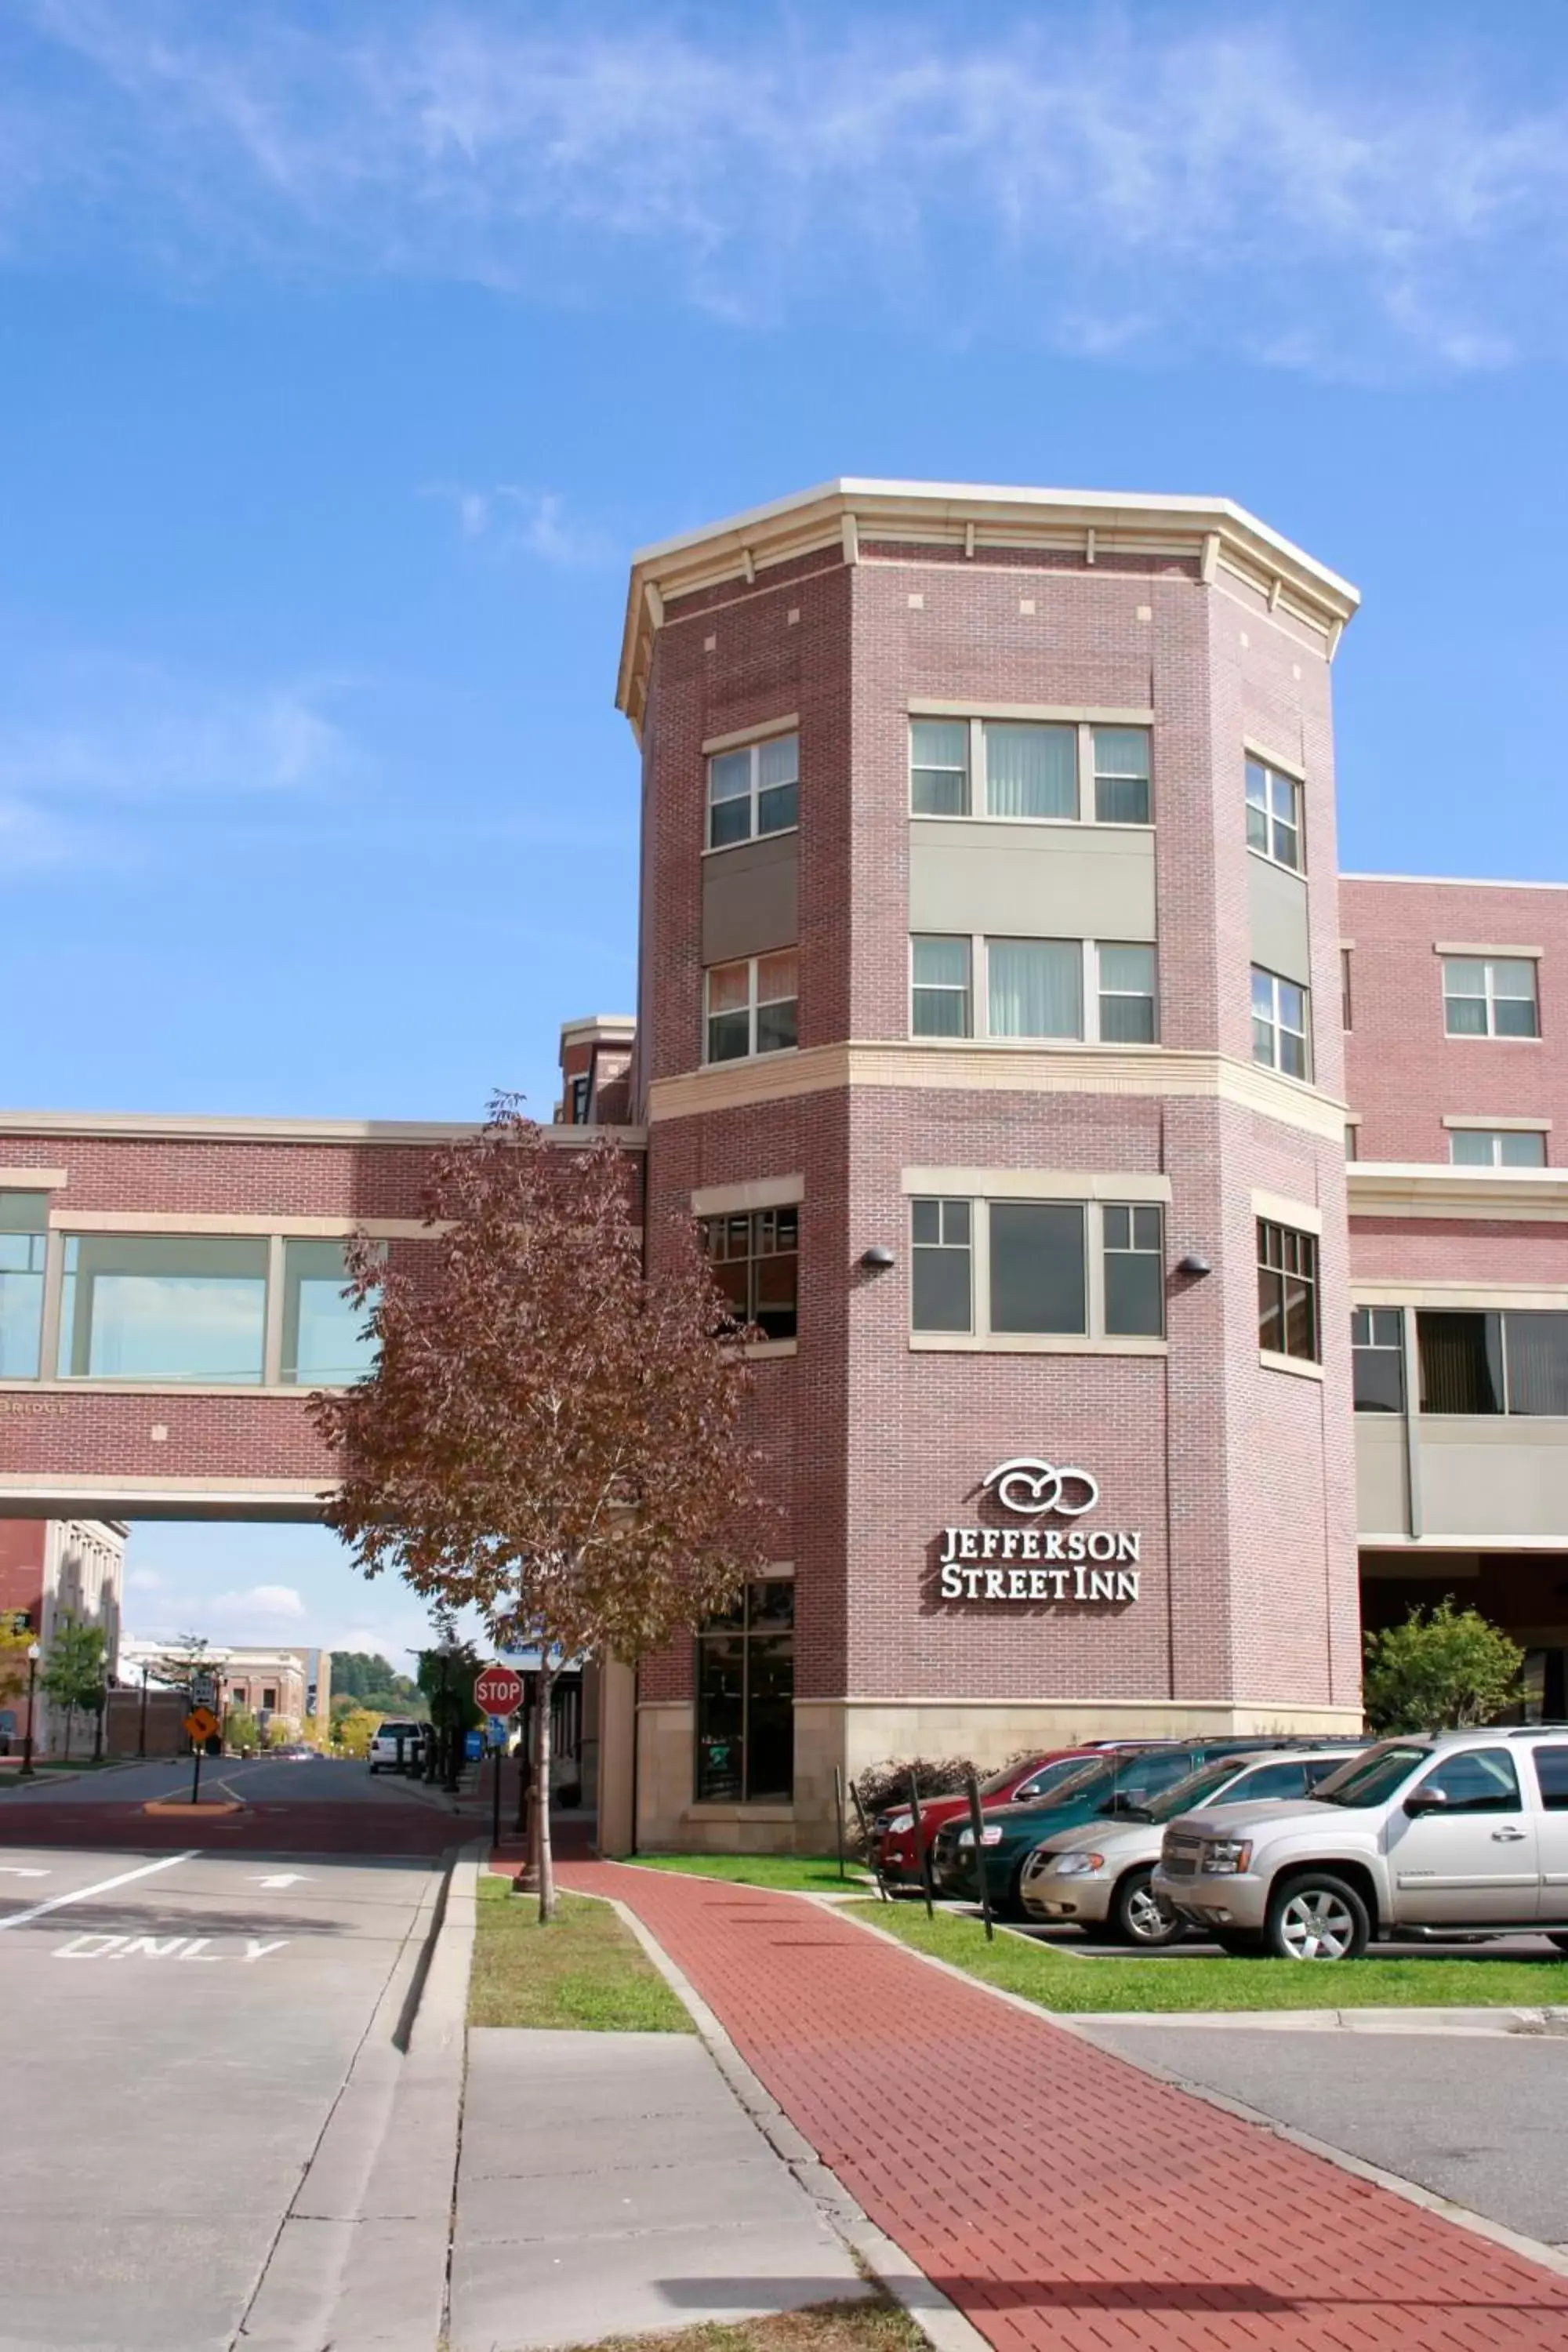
[4, 0, 1566, 1657]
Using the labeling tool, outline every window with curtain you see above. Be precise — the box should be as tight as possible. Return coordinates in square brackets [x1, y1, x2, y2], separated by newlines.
[0, 1192, 47, 1380]
[705, 952, 798, 1062]
[1417, 1312, 1504, 1414]
[1504, 1312, 1568, 1415]
[1443, 957, 1539, 1039]
[695, 1578, 794, 1802]
[1098, 944, 1157, 1043]
[1449, 1128, 1548, 1167]
[984, 721, 1076, 819]
[909, 719, 969, 815]
[911, 936, 972, 1036]
[989, 1203, 1087, 1334]
[707, 733, 798, 849]
[1351, 1307, 1404, 1412]
[1092, 728, 1151, 825]
[987, 939, 1083, 1038]
[1257, 1221, 1319, 1362]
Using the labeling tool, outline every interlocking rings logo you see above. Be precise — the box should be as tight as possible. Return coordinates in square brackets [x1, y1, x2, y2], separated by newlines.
[983, 1457, 1101, 1518]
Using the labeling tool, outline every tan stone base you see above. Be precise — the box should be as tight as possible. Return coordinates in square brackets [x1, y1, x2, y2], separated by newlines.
[617, 1694, 1366, 1858]
[142, 1798, 245, 1817]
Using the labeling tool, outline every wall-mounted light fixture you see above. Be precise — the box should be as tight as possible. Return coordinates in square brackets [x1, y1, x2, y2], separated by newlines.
[859, 1245, 896, 1271]
[1177, 1253, 1212, 1277]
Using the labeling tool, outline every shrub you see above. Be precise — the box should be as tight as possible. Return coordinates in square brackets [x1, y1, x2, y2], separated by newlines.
[1363, 1599, 1523, 1733]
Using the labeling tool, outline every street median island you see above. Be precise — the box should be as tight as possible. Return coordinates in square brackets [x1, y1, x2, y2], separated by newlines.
[141, 1797, 245, 1817]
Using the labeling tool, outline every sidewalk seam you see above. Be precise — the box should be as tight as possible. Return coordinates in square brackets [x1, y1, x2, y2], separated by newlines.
[593, 1880, 993, 2352]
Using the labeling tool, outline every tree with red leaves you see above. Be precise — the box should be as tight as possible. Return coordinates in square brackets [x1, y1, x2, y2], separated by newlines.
[313, 1099, 772, 1918]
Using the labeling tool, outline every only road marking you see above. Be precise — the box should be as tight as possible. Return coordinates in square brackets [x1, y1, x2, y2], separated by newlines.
[0, 1866, 49, 1878]
[55, 1933, 289, 1962]
[0, 1849, 196, 1933]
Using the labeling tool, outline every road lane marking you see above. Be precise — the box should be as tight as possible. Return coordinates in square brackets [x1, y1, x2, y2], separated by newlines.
[53, 1931, 291, 1962]
[0, 1866, 49, 1878]
[252, 1872, 310, 1888]
[0, 1849, 197, 1933]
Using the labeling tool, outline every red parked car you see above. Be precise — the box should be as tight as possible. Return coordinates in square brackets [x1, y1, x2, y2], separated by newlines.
[875, 1748, 1114, 1888]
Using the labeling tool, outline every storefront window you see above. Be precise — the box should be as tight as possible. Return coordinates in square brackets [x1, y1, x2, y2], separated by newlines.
[0, 1193, 48, 1378]
[695, 1577, 794, 1803]
[280, 1240, 379, 1385]
[58, 1234, 268, 1383]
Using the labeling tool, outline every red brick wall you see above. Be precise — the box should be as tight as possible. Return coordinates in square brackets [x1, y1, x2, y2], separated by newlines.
[1341, 878, 1568, 1165]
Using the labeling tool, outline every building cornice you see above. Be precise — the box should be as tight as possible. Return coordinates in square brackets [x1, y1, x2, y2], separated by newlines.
[617, 478, 1361, 734]
[1348, 1163, 1568, 1222]
[647, 1040, 1348, 1143]
[0, 1109, 646, 1151]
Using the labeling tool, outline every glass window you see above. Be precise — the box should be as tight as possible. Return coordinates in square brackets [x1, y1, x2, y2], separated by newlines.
[0, 1192, 48, 1379]
[1092, 728, 1151, 825]
[1531, 1746, 1568, 1810]
[1345, 1123, 1359, 1160]
[58, 1234, 268, 1383]
[1316, 1744, 1429, 1806]
[706, 733, 798, 849]
[987, 938, 1082, 1039]
[1098, 943, 1157, 1044]
[1011, 1755, 1101, 1802]
[1341, 947, 1352, 1031]
[700, 1207, 799, 1342]
[281, 1240, 379, 1386]
[1414, 1748, 1520, 1813]
[910, 719, 969, 816]
[705, 953, 798, 1063]
[1443, 956, 1539, 1039]
[911, 1198, 972, 1333]
[695, 1577, 793, 1802]
[1245, 757, 1302, 870]
[1258, 1220, 1319, 1362]
[1449, 1128, 1547, 1167]
[1418, 1311, 1504, 1414]
[984, 721, 1076, 819]
[1103, 1203, 1163, 1337]
[989, 1202, 1086, 1335]
[1503, 1312, 1568, 1416]
[911, 936, 971, 1037]
[1351, 1306, 1404, 1412]
[1252, 967, 1312, 1080]
[1228, 1759, 1311, 1801]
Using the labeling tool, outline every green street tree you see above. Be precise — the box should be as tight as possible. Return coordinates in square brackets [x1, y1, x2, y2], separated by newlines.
[226, 1704, 260, 1754]
[40, 1616, 107, 1765]
[1363, 1598, 1525, 1734]
[147, 1631, 213, 1695]
[314, 1099, 773, 1919]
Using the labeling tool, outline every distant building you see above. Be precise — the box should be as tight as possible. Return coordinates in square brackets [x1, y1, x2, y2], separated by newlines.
[0, 1519, 125, 1755]
[117, 1639, 327, 1741]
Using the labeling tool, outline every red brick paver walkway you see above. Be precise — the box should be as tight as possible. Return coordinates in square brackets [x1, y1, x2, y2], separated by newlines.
[561, 1863, 1568, 2352]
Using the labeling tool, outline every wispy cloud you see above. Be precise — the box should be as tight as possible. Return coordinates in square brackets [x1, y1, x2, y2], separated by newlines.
[5, 5, 1566, 375]
[420, 482, 610, 568]
[0, 649, 361, 873]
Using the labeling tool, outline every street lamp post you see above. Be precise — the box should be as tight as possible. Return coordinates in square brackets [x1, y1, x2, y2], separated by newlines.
[19, 1642, 41, 1780]
[137, 1664, 150, 1759]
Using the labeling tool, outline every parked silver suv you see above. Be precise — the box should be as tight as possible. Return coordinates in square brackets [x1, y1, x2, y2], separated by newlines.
[1154, 1729, 1568, 1960]
[1021, 1745, 1365, 1944]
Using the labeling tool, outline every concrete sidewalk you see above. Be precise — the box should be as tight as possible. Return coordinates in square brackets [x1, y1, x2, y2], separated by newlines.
[448, 2028, 869, 2352]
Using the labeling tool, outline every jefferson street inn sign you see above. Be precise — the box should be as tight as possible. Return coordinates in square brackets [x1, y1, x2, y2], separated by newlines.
[937, 1457, 1141, 1604]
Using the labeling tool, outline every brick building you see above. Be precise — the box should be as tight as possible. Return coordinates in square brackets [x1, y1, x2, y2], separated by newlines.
[2, 477, 1566, 1850]
[0, 1515, 124, 1754]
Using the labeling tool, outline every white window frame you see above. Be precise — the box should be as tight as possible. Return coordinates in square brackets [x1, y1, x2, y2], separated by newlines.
[705, 731, 799, 853]
[908, 717, 1152, 829]
[908, 935, 1158, 1046]
[1244, 756, 1304, 873]
[909, 1194, 1167, 1352]
[1441, 956, 1540, 1040]
[1446, 1127, 1548, 1168]
[703, 953, 799, 1066]
[1251, 966, 1313, 1082]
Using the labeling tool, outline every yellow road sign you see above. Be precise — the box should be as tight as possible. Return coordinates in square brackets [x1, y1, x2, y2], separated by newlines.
[183, 1705, 218, 1744]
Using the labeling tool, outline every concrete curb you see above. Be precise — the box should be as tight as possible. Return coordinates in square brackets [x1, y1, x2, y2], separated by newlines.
[588, 1875, 993, 2352]
[821, 1891, 1568, 2286]
[236, 1839, 483, 2352]
[1074, 2002, 1568, 2034]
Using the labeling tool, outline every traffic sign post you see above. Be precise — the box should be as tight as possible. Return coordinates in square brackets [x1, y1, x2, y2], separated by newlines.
[474, 1666, 524, 1854]
[183, 1704, 218, 1804]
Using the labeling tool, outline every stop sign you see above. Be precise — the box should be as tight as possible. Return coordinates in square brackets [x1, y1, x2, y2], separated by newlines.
[474, 1664, 524, 1718]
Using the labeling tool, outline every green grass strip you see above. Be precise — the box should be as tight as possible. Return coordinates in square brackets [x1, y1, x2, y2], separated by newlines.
[860, 1898, 1568, 2012]
[468, 1879, 695, 2031]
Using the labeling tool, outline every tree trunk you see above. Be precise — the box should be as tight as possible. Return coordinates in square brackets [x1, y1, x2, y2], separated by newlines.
[535, 1664, 556, 1924]
[62, 1706, 73, 1765]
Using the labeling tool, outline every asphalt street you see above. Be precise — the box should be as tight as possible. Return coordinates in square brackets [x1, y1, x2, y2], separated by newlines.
[0, 1764, 454, 2352]
[1079, 2017, 1568, 2253]
[0, 1750, 469, 1854]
